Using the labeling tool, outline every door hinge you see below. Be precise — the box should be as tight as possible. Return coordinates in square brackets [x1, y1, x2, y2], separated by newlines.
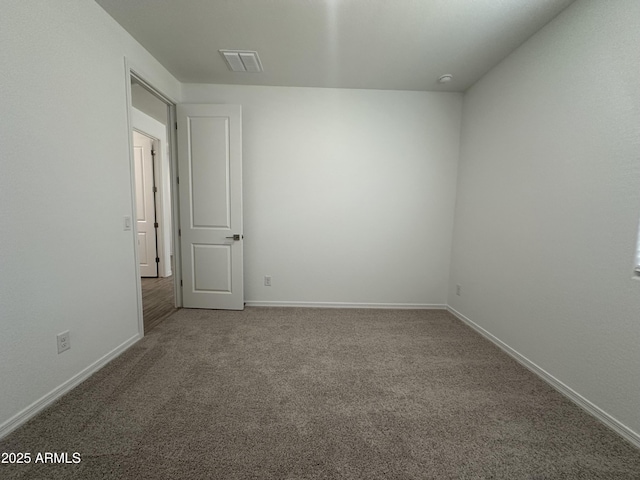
[154, 222, 159, 228]
[175, 122, 178, 130]
[155, 257, 160, 263]
[177, 176, 179, 184]
[151, 150, 156, 156]
[178, 229, 181, 237]
[153, 186, 158, 193]
[180, 280, 183, 287]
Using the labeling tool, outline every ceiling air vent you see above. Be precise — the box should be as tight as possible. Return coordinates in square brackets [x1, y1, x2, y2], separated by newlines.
[219, 50, 263, 72]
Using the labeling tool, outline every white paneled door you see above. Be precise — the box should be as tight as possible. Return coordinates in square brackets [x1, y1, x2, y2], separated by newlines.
[177, 105, 243, 310]
[133, 130, 158, 278]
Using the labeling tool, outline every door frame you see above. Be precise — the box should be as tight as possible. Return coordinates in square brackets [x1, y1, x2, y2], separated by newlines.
[124, 59, 182, 337]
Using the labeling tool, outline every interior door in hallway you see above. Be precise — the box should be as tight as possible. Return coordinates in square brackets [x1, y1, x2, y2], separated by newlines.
[177, 104, 243, 310]
[133, 130, 158, 278]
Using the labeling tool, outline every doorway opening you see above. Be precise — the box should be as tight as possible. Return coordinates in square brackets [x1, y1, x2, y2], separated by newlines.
[133, 130, 160, 278]
[128, 71, 180, 334]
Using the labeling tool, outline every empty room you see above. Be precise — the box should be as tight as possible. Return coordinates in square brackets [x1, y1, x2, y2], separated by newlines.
[1, 0, 639, 478]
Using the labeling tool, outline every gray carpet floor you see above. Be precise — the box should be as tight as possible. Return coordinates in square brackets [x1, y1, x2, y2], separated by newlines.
[1, 308, 639, 479]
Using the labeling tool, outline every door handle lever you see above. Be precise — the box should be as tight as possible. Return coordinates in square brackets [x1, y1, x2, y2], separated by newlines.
[225, 234, 241, 241]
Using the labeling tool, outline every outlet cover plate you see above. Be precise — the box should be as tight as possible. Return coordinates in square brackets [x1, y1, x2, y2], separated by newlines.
[57, 331, 70, 354]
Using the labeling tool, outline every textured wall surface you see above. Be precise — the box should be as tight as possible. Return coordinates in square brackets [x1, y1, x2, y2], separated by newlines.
[132, 85, 168, 126]
[183, 84, 463, 306]
[449, 0, 640, 436]
[2, 0, 639, 450]
[0, 0, 180, 430]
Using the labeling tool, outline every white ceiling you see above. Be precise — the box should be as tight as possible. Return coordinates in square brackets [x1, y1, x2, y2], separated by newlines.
[95, 0, 575, 92]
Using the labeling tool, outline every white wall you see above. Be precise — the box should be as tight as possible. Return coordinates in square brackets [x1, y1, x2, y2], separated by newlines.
[131, 84, 168, 126]
[0, 0, 180, 433]
[183, 85, 462, 307]
[6, 0, 636, 451]
[449, 0, 640, 440]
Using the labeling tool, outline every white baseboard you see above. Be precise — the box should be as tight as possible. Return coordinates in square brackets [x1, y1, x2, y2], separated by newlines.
[446, 306, 640, 449]
[4, 307, 638, 451]
[0, 333, 141, 440]
[245, 301, 447, 310]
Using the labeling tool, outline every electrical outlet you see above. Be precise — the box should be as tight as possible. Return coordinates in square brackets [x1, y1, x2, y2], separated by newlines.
[57, 331, 70, 354]
[264, 275, 272, 287]
[456, 284, 462, 296]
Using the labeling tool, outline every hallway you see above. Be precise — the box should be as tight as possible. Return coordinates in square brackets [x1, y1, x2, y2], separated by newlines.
[141, 276, 176, 333]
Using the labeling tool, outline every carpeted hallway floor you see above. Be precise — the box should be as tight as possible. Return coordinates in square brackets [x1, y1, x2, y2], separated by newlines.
[1, 308, 639, 479]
